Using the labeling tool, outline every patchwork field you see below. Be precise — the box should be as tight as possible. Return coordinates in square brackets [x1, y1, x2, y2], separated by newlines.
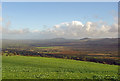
[2, 38, 119, 65]
[2, 56, 118, 79]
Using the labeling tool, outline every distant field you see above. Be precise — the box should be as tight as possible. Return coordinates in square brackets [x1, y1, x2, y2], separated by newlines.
[36, 46, 55, 49]
[2, 56, 118, 79]
[36, 46, 64, 49]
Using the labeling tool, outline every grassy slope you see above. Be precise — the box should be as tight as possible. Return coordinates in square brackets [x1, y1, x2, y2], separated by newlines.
[2, 56, 118, 79]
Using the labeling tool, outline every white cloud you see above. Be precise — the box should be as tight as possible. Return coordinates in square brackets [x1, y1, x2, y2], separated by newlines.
[0, 17, 2, 22]
[109, 23, 118, 32]
[2, 20, 118, 39]
[42, 21, 118, 38]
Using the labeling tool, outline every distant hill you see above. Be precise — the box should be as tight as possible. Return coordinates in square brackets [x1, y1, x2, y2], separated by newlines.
[2, 38, 119, 48]
[50, 38, 67, 41]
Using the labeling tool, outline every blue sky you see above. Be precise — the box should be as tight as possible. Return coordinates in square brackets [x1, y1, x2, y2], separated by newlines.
[2, 2, 117, 30]
[2, 2, 118, 39]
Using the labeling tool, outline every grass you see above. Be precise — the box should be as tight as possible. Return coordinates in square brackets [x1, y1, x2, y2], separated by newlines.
[2, 56, 119, 79]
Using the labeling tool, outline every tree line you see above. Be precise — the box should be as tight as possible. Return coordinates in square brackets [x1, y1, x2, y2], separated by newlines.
[2, 49, 120, 65]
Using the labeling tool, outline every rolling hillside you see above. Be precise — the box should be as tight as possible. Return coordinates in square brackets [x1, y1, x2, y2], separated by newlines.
[2, 56, 118, 79]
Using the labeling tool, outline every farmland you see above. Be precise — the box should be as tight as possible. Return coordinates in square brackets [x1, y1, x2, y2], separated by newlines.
[2, 38, 120, 79]
[2, 56, 118, 79]
[2, 38, 120, 65]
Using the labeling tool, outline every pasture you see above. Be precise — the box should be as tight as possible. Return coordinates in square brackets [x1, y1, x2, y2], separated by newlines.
[2, 56, 118, 79]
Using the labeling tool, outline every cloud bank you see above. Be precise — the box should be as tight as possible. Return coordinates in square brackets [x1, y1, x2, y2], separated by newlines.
[2, 20, 118, 39]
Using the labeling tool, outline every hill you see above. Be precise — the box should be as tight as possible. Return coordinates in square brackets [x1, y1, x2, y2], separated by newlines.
[2, 56, 118, 79]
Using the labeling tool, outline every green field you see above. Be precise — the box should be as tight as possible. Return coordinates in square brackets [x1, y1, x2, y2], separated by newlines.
[2, 56, 118, 79]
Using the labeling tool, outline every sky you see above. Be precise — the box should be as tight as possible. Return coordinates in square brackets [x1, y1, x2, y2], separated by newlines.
[1, 0, 119, 2]
[1, 2, 118, 39]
